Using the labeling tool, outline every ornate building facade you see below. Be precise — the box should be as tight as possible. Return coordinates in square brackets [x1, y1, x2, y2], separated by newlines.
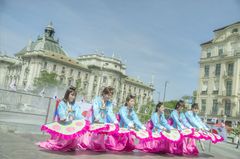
[0, 23, 154, 110]
[196, 22, 240, 117]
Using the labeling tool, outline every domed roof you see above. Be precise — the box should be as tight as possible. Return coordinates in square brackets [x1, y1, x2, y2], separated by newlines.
[16, 22, 68, 56]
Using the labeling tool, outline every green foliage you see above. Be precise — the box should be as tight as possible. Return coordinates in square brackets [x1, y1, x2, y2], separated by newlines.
[75, 79, 86, 96]
[192, 90, 197, 103]
[164, 100, 178, 109]
[138, 100, 155, 123]
[232, 125, 240, 136]
[34, 70, 60, 90]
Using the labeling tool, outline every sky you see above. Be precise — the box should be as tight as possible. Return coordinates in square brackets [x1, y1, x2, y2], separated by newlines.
[0, 0, 240, 101]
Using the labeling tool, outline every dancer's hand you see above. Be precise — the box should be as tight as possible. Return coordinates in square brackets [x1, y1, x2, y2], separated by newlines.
[162, 127, 167, 131]
[141, 126, 146, 130]
[166, 129, 171, 133]
[128, 123, 134, 129]
[69, 116, 74, 121]
[94, 119, 100, 123]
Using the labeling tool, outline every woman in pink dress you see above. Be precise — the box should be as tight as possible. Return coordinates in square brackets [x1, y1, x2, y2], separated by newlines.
[80, 86, 119, 151]
[136, 102, 176, 153]
[37, 86, 88, 151]
[105, 95, 146, 151]
[170, 100, 199, 155]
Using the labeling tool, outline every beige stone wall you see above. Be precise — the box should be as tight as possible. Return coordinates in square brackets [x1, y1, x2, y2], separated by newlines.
[196, 23, 240, 117]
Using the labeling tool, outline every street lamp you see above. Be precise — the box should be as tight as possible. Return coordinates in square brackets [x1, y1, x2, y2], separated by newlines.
[163, 81, 169, 103]
[156, 91, 161, 102]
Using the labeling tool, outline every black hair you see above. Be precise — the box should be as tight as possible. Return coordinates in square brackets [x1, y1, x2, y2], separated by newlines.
[191, 103, 199, 109]
[63, 86, 77, 104]
[155, 102, 163, 112]
[175, 100, 185, 110]
[125, 95, 135, 106]
[102, 86, 114, 96]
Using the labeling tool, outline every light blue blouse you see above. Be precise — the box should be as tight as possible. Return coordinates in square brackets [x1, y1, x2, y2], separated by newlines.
[170, 109, 193, 130]
[151, 112, 173, 132]
[92, 96, 118, 124]
[185, 110, 209, 130]
[119, 106, 144, 130]
[57, 100, 84, 121]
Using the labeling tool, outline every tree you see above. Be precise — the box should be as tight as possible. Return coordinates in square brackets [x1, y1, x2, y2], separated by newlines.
[76, 79, 83, 94]
[232, 125, 240, 136]
[164, 100, 178, 109]
[34, 70, 60, 90]
[192, 90, 197, 103]
[138, 100, 155, 123]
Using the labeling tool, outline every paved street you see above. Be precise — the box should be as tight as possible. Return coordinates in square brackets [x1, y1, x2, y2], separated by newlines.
[0, 131, 239, 159]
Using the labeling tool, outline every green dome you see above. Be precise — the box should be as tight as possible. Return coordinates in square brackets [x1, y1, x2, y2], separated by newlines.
[16, 22, 67, 56]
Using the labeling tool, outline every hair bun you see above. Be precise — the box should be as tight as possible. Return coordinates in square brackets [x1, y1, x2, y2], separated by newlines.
[69, 86, 76, 90]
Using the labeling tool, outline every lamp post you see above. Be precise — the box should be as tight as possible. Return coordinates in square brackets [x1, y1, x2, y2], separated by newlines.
[163, 81, 168, 103]
[157, 91, 161, 102]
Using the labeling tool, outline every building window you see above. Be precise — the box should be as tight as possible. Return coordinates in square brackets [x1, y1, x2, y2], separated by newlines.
[78, 71, 81, 77]
[207, 52, 211, 58]
[213, 81, 219, 94]
[44, 62, 47, 69]
[85, 73, 88, 80]
[225, 100, 231, 116]
[70, 69, 73, 75]
[103, 76, 107, 84]
[204, 65, 210, 77]
[60, 77, 64, 84]
[61, 67, 65, 74]
[201, 81, 208, 94]
[68, 79, 72, 86]
[227, 63, 234, 76]
[94, 75, 98, 82]
[83, 83, 87, 89]
[92, 85, 96, 93]
[218, 48, 223, 56]
[53, 64, 57, 71]
[212, 99, 218, 115]
[226, 80, 232, 96]
[201, 99, 206, 113]
[215, 64, 221, 76]
[112, 78, 116, 85]
[232, 28, 238, 33]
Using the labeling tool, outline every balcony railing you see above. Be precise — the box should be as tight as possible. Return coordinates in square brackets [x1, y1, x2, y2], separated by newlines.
[212, 90, 219, 95]
[201, 91, 207, 95]
[221, 90, 232, 96]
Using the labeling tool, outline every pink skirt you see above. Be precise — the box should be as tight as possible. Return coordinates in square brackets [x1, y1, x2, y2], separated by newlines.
[182, 137, 199, 155]
[105, 133, 135, 151]
[136, 138, 169, 153]
[79, 131, 106, 151]
[168, 137, 198, 156]
[37, 135, 78, 152]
